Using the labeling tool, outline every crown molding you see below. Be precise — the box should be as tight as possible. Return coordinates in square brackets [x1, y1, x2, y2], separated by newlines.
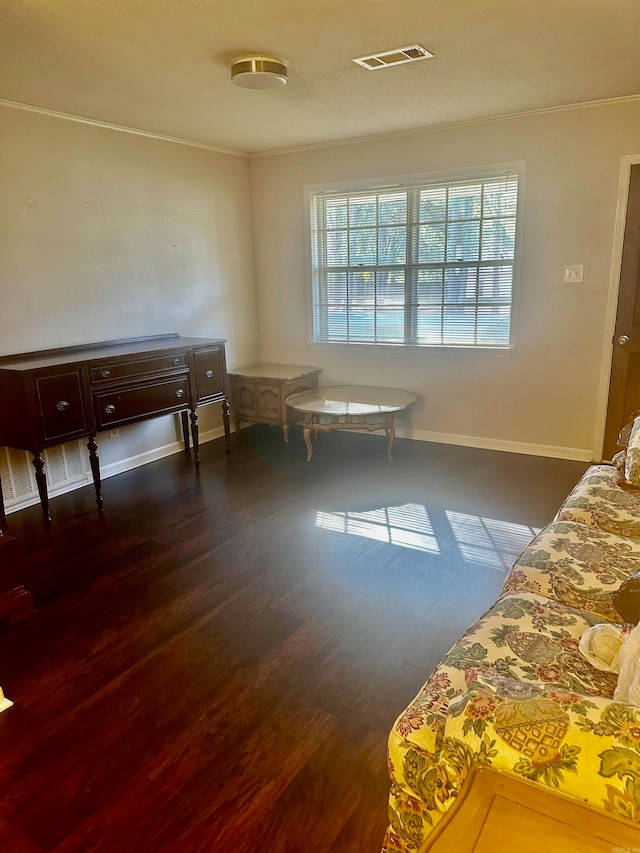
[0, 98, 247, 157]
[2, 92, 638, 160]
[249, 94, 640, 158]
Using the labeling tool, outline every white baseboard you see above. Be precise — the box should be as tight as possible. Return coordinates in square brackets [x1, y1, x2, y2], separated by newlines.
[396, 427, 594, 462]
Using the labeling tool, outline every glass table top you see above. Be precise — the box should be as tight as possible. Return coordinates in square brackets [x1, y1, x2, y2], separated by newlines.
[285, 385, 417, 416]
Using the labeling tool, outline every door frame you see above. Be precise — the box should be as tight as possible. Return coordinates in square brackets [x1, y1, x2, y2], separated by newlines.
[594, 154, 640, 461]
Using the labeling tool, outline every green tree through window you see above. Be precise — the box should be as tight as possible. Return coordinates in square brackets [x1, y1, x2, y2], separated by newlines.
[310, 172, 520, 347]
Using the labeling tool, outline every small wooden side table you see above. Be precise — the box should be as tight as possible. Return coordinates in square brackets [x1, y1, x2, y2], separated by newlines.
[228, 365, 321, 442]
[420, 765, 640, 852]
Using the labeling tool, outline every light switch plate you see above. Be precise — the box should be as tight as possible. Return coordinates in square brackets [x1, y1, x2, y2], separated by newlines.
[564, 264, 584, 283]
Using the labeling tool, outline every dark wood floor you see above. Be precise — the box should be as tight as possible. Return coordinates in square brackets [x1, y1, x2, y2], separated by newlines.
[0, 426, 589, 852]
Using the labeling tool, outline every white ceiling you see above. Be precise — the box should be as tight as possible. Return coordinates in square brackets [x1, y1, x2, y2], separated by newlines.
[1, 0, 639, 155]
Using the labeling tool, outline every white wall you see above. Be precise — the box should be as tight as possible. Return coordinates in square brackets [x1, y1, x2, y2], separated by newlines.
[250, 99, 640, 460]
[0, 105, 258, 480]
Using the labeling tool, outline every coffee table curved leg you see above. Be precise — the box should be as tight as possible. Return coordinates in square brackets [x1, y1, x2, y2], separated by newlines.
[386, 415, 395, 462]
[303, 415, 313, 462]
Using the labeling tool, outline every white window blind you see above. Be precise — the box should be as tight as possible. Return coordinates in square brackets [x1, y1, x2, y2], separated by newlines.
[310, 172, 520, 348]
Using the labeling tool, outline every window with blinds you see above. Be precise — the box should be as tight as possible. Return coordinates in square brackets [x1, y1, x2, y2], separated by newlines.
[310, 171, 521, 348]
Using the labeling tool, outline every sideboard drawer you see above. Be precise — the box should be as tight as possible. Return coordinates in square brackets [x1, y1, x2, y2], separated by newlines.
[90, 353, 188, 385]
[93, 376, 190, 429]
[36, 371, 88, 441]
[194, 347, 225, 401]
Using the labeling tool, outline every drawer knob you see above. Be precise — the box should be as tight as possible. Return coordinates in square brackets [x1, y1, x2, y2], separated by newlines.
[56, 400, 70, 412]
[104, 404, 116, 414]
[175, 389, 185, 398]
[101, 369, 111, 378]
[205, 370, 214, 379]
[173, 358, 181, 365]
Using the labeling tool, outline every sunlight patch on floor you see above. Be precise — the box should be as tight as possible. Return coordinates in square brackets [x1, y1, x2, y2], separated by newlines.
[316, 502, 540, 565]
[445, 511, 540, 570]
[315, 503, 440, 553]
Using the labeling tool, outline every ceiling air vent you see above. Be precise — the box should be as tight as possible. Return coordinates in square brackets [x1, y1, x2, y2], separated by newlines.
[353, 44, 434, 70]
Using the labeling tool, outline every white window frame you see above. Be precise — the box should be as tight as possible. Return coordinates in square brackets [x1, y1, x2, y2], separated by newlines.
[306, 162, 525, 352]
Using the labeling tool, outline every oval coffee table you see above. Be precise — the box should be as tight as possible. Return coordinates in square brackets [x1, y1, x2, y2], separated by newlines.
[285, 385, 417, 462]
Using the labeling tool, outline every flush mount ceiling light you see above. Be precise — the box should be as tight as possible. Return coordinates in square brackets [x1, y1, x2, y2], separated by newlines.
[231, 56, 288, 89]
[353, 44, 434, 70]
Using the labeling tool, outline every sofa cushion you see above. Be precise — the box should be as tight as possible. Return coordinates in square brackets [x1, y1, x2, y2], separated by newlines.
[502, 520, 640, 621]
[437, 680, 640, 828]
[385, 592, 617, 851]
[555, 464, 640, 538]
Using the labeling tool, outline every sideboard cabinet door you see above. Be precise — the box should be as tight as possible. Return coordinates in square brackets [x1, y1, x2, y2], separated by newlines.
[36, 371, 88, 442]
[194, 347, 226, 402]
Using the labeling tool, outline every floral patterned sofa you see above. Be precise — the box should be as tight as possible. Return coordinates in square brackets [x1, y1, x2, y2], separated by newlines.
[383, 451, 640, 852]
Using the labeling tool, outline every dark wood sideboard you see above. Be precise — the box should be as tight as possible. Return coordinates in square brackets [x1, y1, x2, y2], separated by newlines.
[0, 334, 230, 528]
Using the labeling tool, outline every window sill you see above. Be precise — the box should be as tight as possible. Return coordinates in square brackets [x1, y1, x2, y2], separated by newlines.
[309, 341, 514, 357]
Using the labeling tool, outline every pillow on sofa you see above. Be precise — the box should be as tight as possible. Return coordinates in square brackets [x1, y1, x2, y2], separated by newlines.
[625, 417, 640, 486]
[614, 621, 640, 705]
[579, 621, 640, 705]
[612, 449, 625, 467]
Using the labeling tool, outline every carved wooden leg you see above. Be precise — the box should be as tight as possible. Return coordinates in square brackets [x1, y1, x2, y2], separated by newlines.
[181, 410, 190, 452]
[190, 409, 200, 470]
[303, 415, 313, 462]
[87, 434, 103, 511]
[386, 415, 396, 462]
[222, 397, 231, 457]
[32, 452, 52, 528]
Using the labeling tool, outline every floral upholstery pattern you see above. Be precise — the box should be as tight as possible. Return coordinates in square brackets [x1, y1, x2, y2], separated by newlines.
[439, 684, 640, 824]
[626, 418, 640, 486]
[383, 592, 618, 851]
[555, 465, 640, 538]
[502, 520, 640, 621]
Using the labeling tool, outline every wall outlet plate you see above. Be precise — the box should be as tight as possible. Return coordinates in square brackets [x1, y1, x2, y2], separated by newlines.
[109, 429, 120, 438]
[564, 264, 584, 283]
